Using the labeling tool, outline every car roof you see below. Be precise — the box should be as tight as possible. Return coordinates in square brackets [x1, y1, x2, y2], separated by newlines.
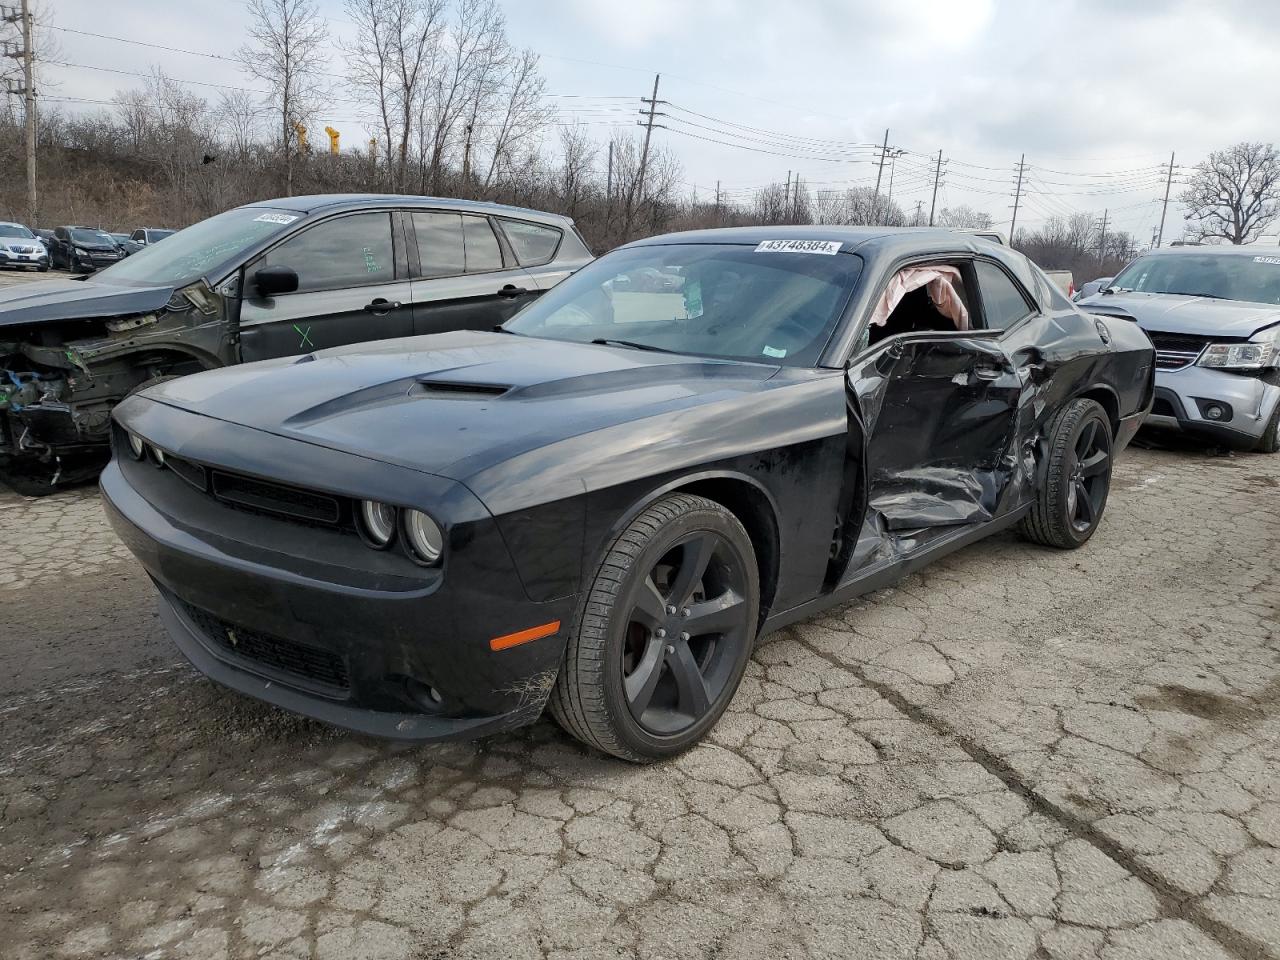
[623, 224, 1015, 258]
[1141, 244, 1279, 257]
[242, 194, 575, 226]
[0, 221, 29, 229]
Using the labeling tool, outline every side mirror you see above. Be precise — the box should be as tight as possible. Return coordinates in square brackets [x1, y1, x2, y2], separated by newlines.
[254, 265, 299, 297]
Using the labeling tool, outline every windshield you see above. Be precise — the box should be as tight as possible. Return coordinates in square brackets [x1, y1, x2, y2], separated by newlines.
[504, 242, 862, 366]
[93, 207, 300, 287]
[1111, 253, 1280, 305]
[0, 224, 35, 240]
[71, 229, 114, 246]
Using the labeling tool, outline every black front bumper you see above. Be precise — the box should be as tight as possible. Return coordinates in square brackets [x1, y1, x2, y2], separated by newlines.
[100, 414, 577, 742]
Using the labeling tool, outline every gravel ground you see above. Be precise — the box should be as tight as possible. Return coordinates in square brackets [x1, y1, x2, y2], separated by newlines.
[0, 439, 1277, 960]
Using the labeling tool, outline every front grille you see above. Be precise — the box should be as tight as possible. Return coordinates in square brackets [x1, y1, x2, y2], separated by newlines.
[211, 470, 341, 524]
[165, 454, 208, 492]
[178, 598, 350, 693]
[1148, 331, 1211, 371]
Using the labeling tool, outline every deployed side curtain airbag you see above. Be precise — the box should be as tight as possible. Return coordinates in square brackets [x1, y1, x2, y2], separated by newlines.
[870, 265, 970, 331]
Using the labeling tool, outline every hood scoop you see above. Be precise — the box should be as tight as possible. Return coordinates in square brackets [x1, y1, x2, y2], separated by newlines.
[414, 378, 510, 398]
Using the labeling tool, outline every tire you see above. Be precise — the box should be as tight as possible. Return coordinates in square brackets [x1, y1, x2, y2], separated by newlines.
[1019, 398, 1114, 549]
[549, 493, 760, 762]
[1255, 402, 1280, 454]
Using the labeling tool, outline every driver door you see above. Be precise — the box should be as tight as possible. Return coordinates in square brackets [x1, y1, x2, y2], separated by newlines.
[840, 333, 1026, 579]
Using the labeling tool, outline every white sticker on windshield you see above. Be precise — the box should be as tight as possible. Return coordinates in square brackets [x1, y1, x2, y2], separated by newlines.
[755, 239, 841, 255]
[1254, 256, 1280, 265]
[254, 212, 299, 225]
[762, 345, 788, 358]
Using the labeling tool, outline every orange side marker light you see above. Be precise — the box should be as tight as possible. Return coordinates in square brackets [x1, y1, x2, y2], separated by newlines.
[490, 620, 561, 651]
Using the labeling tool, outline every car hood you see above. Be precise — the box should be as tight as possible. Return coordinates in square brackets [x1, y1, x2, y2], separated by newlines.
[1079, 291, 1280, 337]
[0, 277, 174, 328]
[145, 331, 784, 482]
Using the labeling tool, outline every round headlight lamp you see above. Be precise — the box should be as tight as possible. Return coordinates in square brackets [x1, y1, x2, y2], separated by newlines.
[148, 444, 166, 467]
[358, 500, 397, 548]
[126, 432, 145, 459]
[403, 510, 444, 565]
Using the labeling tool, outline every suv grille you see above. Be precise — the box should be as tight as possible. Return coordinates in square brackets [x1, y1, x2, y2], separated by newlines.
[177, 598, 350, 694]
[1147, 331, 1212, 371]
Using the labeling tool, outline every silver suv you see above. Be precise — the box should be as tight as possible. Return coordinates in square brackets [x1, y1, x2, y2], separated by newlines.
[1079, 246, 1280, 452]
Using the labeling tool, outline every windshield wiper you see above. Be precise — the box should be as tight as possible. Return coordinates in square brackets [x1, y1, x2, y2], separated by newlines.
[1165, 291, 1227, 300]
[590, 338, 676, 353]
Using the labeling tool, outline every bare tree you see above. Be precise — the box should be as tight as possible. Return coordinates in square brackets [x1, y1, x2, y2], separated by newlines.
[555, 122, 595, 217]
[344, 0, 445, 192]
[418, 0, 505, 193]
[237, 0, 330, 196]
[481, 48, 552, 190]
[1182, 142, 1280, 244]
[216, 89, 264, 160]
[936, 205, 993, 229]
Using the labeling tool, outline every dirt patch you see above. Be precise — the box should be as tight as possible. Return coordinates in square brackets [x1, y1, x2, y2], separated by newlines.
[1135, 683, 1261, 726]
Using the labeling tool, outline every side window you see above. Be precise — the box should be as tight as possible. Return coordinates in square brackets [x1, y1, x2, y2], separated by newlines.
[257, 212, 395, 293]
[975, 261, 1035, 330]
[499, 219, 562, 266]
[462, 215, 503, 272]
[412, 211, 465, 279]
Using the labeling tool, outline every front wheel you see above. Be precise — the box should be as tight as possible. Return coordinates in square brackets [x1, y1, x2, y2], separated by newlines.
[1019, 398, 1113, 549]
[1255, 403, 1280, 454]
[549, 493, 759, 762]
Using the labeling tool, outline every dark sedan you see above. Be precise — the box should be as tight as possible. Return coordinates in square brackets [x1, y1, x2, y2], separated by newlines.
[105, 227, 1153, 761]
[49, 226, 126, 272]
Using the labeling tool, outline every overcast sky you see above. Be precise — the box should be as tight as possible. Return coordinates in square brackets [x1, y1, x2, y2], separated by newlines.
[40, 0, 1279, 243]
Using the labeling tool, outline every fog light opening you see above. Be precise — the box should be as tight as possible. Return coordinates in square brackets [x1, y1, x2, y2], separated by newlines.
[405, 677, 446, 713]
[1204, 404, 1226, 421]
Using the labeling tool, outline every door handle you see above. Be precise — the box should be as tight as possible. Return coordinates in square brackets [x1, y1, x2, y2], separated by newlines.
[497, 284, 529, 299]
[365, 298, 400, 315]
[973, 364, 1005, 381]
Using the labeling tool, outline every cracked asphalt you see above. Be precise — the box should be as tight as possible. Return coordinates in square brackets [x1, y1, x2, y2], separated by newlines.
[1, 440, 1277, 960]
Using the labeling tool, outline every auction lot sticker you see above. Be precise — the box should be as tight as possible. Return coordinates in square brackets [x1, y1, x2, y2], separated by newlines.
[755, 239, 842, 255]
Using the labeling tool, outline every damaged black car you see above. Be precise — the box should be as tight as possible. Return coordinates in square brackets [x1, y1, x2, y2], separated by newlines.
[0, 195, 590, 494]
[104, 227, 1153, 761]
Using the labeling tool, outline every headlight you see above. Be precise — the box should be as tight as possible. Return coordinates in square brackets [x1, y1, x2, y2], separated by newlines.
[74, 247, 89, 256]
[358, 499, 397, 548]
[403, 510, 444, 564]
[1198, 328, 1278, 370]
[147, 444, 166, 467]
[126, 432, 145, 459]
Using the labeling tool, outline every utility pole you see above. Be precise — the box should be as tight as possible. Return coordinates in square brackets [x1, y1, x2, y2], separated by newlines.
[461, 122, 474, 188]
[1009, 154, 1027, 243]
[605, 140, 614, 210]
[914, 200, 924, 226]
[928, 149, 944, 226]
[1097, 208, 1109, 262]
[714, 180, 721, 220]
[626, 73, 660, 236]
[885, 149, 905, 207]
[3, 0, 36, 224]
[872, 128, 890, 204]
[784, 170, 791, 222]
[1156, 150, 1175, 248]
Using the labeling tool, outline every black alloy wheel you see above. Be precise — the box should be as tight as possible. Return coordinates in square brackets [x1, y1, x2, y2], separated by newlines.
[550, 493, 759, 762]
[1020, 398, 1114, 549]
[1066, 415, 1111, 534]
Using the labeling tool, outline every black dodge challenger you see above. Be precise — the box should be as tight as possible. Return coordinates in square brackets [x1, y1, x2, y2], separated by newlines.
[103, 227, 1153, 761]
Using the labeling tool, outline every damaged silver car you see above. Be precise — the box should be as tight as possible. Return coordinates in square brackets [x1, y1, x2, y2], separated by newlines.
[0, 195, 592, 494]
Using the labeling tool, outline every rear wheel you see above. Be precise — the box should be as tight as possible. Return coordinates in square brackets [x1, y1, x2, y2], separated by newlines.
[1019, 398, 1113, 549]
[549, 493, 759, 762]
